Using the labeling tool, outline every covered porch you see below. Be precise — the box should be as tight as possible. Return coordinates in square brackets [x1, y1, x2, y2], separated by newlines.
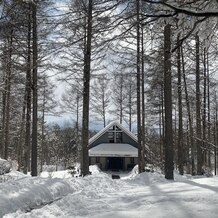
[89, 143, 138, 171]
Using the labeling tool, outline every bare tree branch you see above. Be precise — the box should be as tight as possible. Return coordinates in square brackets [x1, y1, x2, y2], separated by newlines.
[172, 17, 207, 53]
[142, 0, 218, 17]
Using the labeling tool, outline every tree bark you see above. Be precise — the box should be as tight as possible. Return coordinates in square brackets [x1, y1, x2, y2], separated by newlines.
[177, 35, 183, 175]
[164, 24, 174, 180]
[161, 83, 165, 167]
[81, 0, 93, 176]
[40, 78, 46, 172]
[0, 83, 6, 158]
[207, 52, 211, 168]
[128, 84, 132, 132]
[181, 46, 195, 175]
[4, 32, 13, 160]
[31, 1, 38, 176]
[202, 46, 207, 165]
[141, 25, 146, 167]
[214, 95, 217, 175]
[76, 91, 80, 137]
[24, 6, 32, 174]
[119, 75, 123, 125]
[195, 34, 203, 175]
[136, 0, 144, 173]
[159, 91, 163, 165]
[17, 94, 26, 171]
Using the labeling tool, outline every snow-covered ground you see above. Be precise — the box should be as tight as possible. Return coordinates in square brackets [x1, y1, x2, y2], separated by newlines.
[0, 165, 218, 218]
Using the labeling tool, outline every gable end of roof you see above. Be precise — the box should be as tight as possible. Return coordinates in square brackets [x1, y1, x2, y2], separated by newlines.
[88, 121, 138, 145]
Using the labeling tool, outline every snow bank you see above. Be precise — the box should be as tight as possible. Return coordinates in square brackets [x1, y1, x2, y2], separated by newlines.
[40, 170, 73, 179]
[0, 165, 120, 217]
[4, 172, 218, 218]
[89, 165, 101, 174]
[0, 171, 28, 183]
[3, 171, 121, 218]
[40, 164, 101, 179]
[0, 176, 78, 217]
[2, 165, 218, 218]
[122, 165, 167, 185]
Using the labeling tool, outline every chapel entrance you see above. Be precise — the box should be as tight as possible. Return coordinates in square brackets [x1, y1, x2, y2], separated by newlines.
[107, 157, 124, 171]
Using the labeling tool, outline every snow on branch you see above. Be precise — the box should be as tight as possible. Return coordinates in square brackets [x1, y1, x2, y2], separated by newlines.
[194, 136, 218, 149]
[142, 0, 218, 17]
[23, 0, 35, 4]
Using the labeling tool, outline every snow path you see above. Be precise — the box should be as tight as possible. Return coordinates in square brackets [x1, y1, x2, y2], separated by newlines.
[0, 176, 77, 217]
[1, 169, 218, 218]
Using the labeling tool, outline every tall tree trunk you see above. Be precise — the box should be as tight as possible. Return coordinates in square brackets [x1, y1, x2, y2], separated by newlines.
[0, 44, 8, 158]
[159, 91, 163, 165]
[103, 97, 106, 128]
[1, 57, 7, 158]
[161, 84, 165, 139]
[31, 1, 38, 176]
[202, 46, 207, 165]
[161, 84, 165, 167]
[186, 122, 191, 174]
[164, 24, 174, 180]
[215, 126, 217, 175]
[195, 34, 203, 175]
[177, 36, 183, 175]
[76, 91, 80, 138]
[119, 74, 123, 125]
[4, 32, 13, 160]
[141, 25, 146, 167]
[75, 91, 80, 163]
[181, 46, 195, 175]
[40, 79, 46, 172]
[214, 95, 217, 175]
[17, 96, 26, 171]
[81, 0, 93, 176]
[136, 0, 144, 173]
[24, 6, 32, 174]
[128, 84, 132, 132]
[207, 52, 211, 168]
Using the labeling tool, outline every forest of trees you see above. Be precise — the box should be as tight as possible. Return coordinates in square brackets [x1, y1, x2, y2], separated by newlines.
[0, 0, 218, 179]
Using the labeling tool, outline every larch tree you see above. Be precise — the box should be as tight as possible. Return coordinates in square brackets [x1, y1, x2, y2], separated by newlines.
[136, 0, 145, 173]
[177, 35, 183, 175]
[163, 24, 174, 180]
[31, 0, 38, 176]
[91, 74, 111, 128]
[81, 0, 93, 176]
[111, 70, 126, 125]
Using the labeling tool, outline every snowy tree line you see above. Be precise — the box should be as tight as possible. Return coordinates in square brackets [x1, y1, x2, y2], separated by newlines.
[0, 0, 218, 179]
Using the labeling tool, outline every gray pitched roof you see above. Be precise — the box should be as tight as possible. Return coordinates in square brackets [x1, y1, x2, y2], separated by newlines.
[89, 121, 150, 151]
[89, 121, 138, 145]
